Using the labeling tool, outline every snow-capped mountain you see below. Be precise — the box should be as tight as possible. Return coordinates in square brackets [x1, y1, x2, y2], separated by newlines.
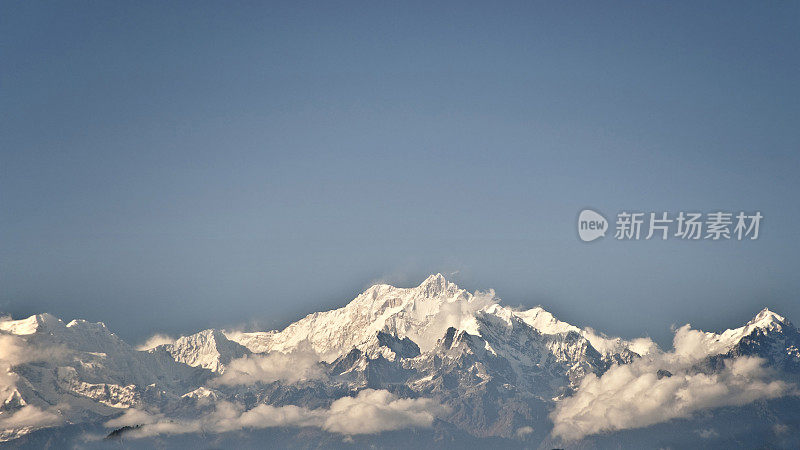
[151, 329, 250, 373]
[225, 274, 647, 365]
[723, 309, 800, 372]
[227, 274, 482, 360]
[1, 275, 798, 448]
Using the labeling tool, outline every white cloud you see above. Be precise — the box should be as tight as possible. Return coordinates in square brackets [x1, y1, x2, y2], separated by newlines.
[550, 324, 797, 441]
[107, 389, 448, 438]
[0, 334, 33, 366]
[323, 389, 447, 434]
[0, 333, 63, 403]
[215, 347, 324, 386]
[135, 334, 174, 351]
[0, 333, 68, 436]
[0, 335, 27, 401]
[409, 289, 497, 351]
[0, 405, 63, 430]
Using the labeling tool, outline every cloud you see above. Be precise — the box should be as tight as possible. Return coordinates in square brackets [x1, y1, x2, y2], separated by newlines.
[0, 332, 66, 367]
[106, 389, 447, 438]
[0, 334, 32, 366]
[0, 333, 69, 435]
[0, 332, 68, 383]
[0, 334, 27, 400]
[550, 324, 797, 441]
[215, 347, 324, 386]
[581, 327, 658, 357]
[0, 405, 63, 430]
[323, 389, 447, 434]
[0, 333, 63, 403]
[135, 334, 174, 351]
[409, 289, 497, 352]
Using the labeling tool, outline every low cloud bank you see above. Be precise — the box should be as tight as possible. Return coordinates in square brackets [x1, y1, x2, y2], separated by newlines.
[0, 405, 63, 430]
[106, 389, 448, 438]
[323, 389, 447, 434]
[216, 346, 324, 386]
[551, 325, 796, 441]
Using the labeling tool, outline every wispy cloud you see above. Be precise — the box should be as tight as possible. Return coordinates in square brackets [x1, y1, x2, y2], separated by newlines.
[216, 345, 324, 386]
[135, 333, 175, 351]
[0, 405, 63, 430]
[0, 332, 66, 433]
[407, 289, 497, 352]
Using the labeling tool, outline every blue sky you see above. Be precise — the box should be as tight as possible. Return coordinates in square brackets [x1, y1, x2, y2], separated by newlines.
[2, 1, 798, 346]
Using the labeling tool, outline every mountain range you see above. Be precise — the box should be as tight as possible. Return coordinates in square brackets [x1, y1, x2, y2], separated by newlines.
[1, 274, 798, 448]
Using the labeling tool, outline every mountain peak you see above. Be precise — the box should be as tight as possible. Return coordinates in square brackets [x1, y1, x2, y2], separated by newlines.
[0, 313, 64, 335]
[421, 273, 447, 285]
[164, 328, 249, 372]
[749, 308, 789, 330]
[417, 273, 454, 296]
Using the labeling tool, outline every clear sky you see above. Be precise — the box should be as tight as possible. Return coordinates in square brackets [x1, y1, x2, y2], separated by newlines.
[2, 1, 798, 347]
